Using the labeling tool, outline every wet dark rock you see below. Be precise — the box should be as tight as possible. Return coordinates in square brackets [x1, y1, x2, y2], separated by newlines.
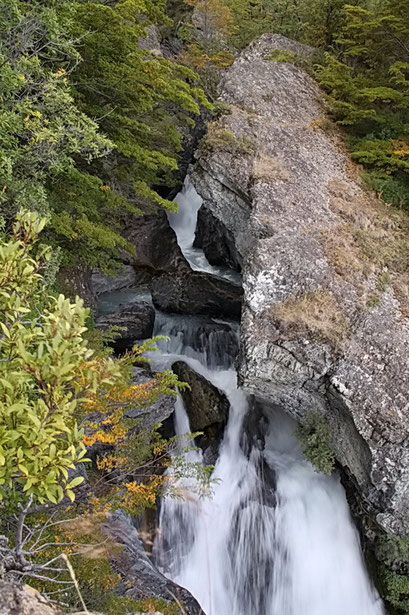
[151, 271, 243, 319]
[96, 302, 155, 351]
[92, 265, 138, 296]
[194, 205, 242, 271]
[104, 510, 204, 615]
[172, 361, 230, 451]
[125, 210, 188, 277]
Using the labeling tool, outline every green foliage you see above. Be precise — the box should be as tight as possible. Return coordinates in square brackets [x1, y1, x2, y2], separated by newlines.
[382, 571, 409, 615]
[0, 212, 183, 510]
[315, 2, 409, 210]
[0, 211, 89, 505]
[0, 0, 111, 220]
[266, 49, 317, 75]
[0, 0, 209, 271]
[68, 0, 209, 213]
[297, 412, 336, 475]
[223, 0, 362, 49]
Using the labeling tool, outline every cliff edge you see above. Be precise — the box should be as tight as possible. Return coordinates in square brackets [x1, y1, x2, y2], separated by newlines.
[192, 34, 409, 535]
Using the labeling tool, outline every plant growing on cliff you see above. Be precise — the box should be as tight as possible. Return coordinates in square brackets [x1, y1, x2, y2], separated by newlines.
[297, 412, 336, 475]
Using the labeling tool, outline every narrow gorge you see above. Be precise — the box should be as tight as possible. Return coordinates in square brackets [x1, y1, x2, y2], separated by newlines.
[92, 33, 409, 614]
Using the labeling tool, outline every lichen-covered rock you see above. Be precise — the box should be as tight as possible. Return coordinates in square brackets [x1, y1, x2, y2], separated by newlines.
[0, 580, 61, 615]
[191, 34, 409, 534]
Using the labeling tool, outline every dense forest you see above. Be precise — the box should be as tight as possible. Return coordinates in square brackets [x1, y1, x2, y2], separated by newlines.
[0, 0, 408, 614]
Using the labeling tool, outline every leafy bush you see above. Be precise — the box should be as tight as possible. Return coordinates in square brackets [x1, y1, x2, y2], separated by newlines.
[297, 412, 336, 475]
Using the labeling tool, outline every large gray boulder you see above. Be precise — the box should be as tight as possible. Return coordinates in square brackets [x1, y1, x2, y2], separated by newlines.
[191, 34, 409, 534]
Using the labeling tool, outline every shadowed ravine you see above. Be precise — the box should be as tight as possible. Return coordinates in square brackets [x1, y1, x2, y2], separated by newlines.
[151, 180, 385, 615]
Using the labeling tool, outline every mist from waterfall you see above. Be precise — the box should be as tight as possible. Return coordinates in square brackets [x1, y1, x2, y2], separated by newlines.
[154, 180, 384, 615]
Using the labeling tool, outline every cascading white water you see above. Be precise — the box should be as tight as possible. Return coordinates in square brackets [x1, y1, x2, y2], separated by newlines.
[154, 182, 385, 615]
[168, 178, 241, 285]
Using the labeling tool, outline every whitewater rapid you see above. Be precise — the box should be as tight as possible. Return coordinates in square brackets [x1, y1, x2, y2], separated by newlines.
[153, 179, 384, 615]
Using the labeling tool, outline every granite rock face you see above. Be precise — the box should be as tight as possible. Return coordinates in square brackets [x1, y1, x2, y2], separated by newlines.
[191, 34, 409, 534]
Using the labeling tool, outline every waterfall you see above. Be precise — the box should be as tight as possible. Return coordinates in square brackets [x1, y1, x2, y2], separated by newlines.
[154, 180, 385, 615]
[167, 178, 241, 285]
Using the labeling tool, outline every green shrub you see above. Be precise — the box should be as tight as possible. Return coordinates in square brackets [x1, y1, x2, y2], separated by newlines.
[297, 412, 336, 475]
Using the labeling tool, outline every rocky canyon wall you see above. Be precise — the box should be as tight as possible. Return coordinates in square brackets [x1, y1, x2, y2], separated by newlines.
[191, 34, 409, 536]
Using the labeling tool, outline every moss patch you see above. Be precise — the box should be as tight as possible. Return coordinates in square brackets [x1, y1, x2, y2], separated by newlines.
[297, 412, 336, 475]
[202, 123, 256, 156]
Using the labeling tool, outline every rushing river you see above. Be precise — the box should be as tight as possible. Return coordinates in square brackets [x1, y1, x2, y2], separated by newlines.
[150, 178, 385, 615]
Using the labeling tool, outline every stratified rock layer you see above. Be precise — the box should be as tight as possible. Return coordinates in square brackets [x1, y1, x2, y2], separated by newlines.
[191, 34, 409, 534]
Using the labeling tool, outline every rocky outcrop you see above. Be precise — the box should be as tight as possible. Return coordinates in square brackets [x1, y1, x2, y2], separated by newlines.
[104, 511, 203, 615]
[151, 271, 243, 318]
[96, 302, 155, 351]
[0, 581, 62, 615]
[191, 34, 409, 534]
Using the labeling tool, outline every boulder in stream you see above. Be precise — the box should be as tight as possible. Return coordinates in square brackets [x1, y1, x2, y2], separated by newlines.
[151, 271, 243, 319]
[194, 205, 242, 271]
[125, 210, 189, 276]
[172, 361, 230, 456]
